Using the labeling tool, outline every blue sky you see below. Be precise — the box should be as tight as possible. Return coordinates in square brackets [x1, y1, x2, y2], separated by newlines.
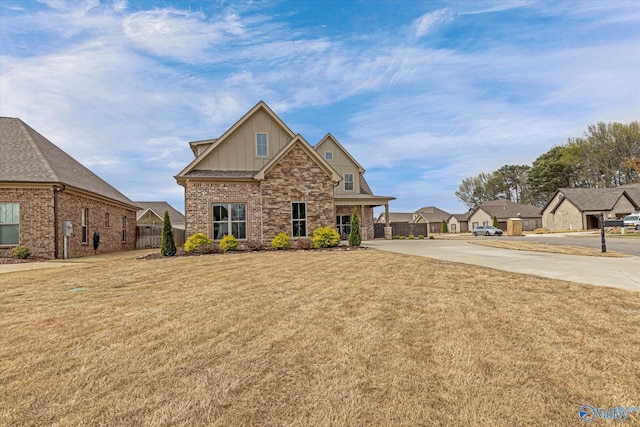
[1, 1, 639, 215]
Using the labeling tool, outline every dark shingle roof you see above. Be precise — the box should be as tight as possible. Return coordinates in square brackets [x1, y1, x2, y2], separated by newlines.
[414, 206, 450, 222]
[135, 201, 185, 225]
[476, 199, 541, 219]
[554, 187, 640, 212]
[0, 117, 138, 209]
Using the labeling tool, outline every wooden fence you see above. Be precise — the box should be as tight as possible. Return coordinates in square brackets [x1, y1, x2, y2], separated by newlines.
[374, 223, 428, 238]
[136, 225, 186, 249]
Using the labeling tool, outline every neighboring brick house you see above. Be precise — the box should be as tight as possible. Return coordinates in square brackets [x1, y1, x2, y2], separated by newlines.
[541, 186, 640, 230]
[0, 117, 139, 259]
[468, 199, 542, 231]
[175, 101, 394, 243]
[412, 206, 451, 234]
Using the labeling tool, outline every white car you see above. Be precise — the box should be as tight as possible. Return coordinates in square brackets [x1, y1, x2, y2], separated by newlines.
[623, 214, 640, 230]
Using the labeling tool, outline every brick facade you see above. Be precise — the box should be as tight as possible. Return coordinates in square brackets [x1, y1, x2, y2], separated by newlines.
[261, 145, 335, 241]
[336, 205, 374, 240]
[0, 186, 137, 259]
[184, 181, 262, 241]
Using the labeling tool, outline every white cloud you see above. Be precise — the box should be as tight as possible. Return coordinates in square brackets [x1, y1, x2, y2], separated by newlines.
[410, 8, 454, 40]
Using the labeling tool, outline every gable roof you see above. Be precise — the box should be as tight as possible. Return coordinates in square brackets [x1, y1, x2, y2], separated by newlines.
[177, 101, 296, 178]
[412, 206, 451, 223]
[253, 134, 341, 182]
[545, 188, 640, 214]
[314, 133, 365, 173]
[0, 117, 138, 209]
[474, 199, 541, 219]
[377, 212, 414, 223]
[135, 201, 185, 225]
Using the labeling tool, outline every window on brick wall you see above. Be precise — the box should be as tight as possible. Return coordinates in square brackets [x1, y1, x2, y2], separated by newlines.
[213, 203, 247, 240]
[122, 216, 127, 243]
[0, 202, 19, 245]
[105, 212, 110, 228]
[292, 202, 306, 237]
[336, 215, 350, 237]
[82, 208, 89, 243]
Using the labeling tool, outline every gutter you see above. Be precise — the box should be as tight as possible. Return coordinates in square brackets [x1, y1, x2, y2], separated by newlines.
[53, 184, 66, 259]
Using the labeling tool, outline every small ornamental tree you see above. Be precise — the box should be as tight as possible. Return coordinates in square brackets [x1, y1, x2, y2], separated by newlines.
[441, 220, 448, 233]
[493, 216, 499, 228]
[160, 210, 177, 256]
[348, 208, 361, 246]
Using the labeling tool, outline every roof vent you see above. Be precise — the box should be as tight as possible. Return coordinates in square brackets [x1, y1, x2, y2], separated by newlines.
[559, 194, 565, 201]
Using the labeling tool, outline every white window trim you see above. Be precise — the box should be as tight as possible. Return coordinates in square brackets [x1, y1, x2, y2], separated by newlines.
[82, 208, 89, 244]
[344, 173, 354, 191]
[212, 203, 248, 240]
[256, 132, 268, 157]
[0, 202, 20, 246]
[291, 202, 307, 238]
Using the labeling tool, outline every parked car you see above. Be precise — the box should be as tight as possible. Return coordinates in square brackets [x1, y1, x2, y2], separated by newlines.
[472, 225, 503, 236]
[623, 213, 640, 230]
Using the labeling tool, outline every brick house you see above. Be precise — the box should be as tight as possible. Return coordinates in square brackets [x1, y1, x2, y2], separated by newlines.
[468, 199, 542, 231]
[0, 117, 139, 259]
[541, 186, 640, 230]
[175, 101, 394, 243]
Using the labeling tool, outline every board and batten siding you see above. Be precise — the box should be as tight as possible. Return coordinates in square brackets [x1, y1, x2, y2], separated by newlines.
[315, 138, 360, 195]
[196, 109, 293, 171]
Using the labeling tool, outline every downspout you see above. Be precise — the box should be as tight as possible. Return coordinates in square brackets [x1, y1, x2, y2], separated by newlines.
[52, 184, 66, 259]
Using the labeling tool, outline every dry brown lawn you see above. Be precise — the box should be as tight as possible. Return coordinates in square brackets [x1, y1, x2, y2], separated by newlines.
[471, 240, 630, 257]
[1, 249, 639, 426]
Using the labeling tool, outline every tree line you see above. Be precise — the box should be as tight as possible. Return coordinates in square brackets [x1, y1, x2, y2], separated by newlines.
[455, 121, 640, 209]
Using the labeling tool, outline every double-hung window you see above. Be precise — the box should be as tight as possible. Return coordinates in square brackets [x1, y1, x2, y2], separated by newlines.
[256, 133, 268, 157]
[344, 174, 354, 191]
[292, 203, 306, 237]
[0, 202, 19, 245]
[336, 215, 351, 236]
[122, 216, 127, 243]
[213, 203, 247, 239]
[82, 208, 89, 244]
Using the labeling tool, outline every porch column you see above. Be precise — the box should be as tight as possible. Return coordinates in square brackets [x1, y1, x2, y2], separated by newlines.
[360, 204, 368, 241]
[384, 202, 392, 240]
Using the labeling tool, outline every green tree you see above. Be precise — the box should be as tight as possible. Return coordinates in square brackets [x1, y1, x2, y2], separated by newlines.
[348, 208, 361, 246]
[160, 211, 176, 256]
[527, 146, 579, 207]
[493, 216, 499, 227]
[441, 220, 448, 233]
[455, 172, 506, 209]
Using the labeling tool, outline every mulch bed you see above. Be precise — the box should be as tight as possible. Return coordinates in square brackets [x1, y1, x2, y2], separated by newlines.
[137, 245, 372, 260]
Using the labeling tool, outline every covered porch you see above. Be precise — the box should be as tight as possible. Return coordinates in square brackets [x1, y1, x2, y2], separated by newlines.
[334, 194, 395, 240]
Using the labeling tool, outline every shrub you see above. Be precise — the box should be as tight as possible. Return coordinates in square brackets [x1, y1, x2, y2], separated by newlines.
[399, 235, 406, 240]
[418, 235, 425, 239]
[219, 234, 239, 252]
[295, 238, 314, 250]
[10, 245, 32, 259]
[408, 234, 415, 240]
[184, 233, 213, 253]
[493, 216, 499, 228]
[160, 211, 176, 257]
[429, 235, 435, 239]
[393, 235, 402, 240]
[197, 242, 220, 254]
[312, 227, 340, 248]
[442, 220, 449, 233]
[348, 208, 361, 246]
[243, 241, 264, 251]
[271, 232, 292, 250]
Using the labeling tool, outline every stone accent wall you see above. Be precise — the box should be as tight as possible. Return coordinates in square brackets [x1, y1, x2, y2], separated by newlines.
[336, 205, 374, 240]
[0, 187, 55, 259]
[184, 181, 262, 241]
[261, 145, 335, 241]
[56, 191, 137, 258]
[0, 186, 136, 259]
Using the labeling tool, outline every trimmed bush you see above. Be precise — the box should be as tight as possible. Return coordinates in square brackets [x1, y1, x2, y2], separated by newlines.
[295, 238, 314, 250]
[442, 220, 448, 233]
[271, 232, 292, 250]
[429, 235, 435, 239]
[10, 245, 32, 259]
[160, 210, 176, 257]
[418, 235, 425, 239]
[184, 233, 213, 253]
[408, 234, 415, 240]
[312, 227, 340, 248]
[493, 216, 499, 227]
[348, 208, 361, 246]
[219, 234, 239, 252]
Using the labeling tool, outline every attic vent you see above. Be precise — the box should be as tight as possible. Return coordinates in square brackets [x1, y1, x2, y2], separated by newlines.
[559, 194, 565, 201]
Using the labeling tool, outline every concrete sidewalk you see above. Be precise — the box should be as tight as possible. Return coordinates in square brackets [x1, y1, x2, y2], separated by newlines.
[0, 260, 84, 274]
[363, 239, 640, 292]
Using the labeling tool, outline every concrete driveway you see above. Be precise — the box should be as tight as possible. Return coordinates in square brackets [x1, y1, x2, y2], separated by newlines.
[363, 239, 640, 292]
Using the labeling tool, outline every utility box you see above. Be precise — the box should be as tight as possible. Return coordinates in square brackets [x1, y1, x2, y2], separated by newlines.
[507, 218, 522, 236]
